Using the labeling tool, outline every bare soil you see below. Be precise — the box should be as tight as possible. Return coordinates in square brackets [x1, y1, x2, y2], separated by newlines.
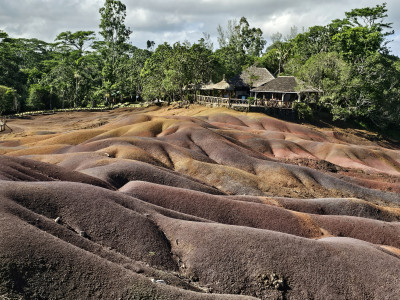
[1, 105, 399, 299]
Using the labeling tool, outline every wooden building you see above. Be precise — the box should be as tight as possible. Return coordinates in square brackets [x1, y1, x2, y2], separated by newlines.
[200, 75, 234, 98]
[228, 66, 275, 99]
[251, 76, 320, 104]
[200, 66, 275, 99]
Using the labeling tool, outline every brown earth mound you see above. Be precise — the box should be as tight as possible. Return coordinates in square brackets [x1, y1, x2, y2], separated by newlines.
[0, 156, 113, 189]
[0, 105, 399, 299]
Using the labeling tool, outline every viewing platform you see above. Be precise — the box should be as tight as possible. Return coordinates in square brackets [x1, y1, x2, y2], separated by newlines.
[195, 95, 294, 110]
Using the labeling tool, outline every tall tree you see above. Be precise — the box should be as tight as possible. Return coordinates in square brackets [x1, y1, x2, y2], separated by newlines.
[41, 62, 74, 108]
[345, 3, 393, 34]
[115, 46, 152, 101]
[0, 31, 27, 98]
[26, 83, 58, 110]
[217, 17, 266, 57]
[259, 32, 292, 75]
[53, 31, 98, 107]
[331, 3, 393, 60]
[98, 0, 132, 103]
[213, 46, 251, 80]
[293, 3, 400, 129]
[188, 41, 216, 88]
[140, 41, 216, 102]
[141, 43, 172, 101]
[55, 31, 95, 54]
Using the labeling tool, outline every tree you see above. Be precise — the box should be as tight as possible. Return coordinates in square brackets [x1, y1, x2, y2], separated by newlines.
[99, 0, 132, 54]
[298, 49, 400, 128]
[0, 31, 27, 98]
[217, 17, 266, 57]
[0, 85, 17, 115]
[141, 43, 172, 101]
[213, 46, 252, 80]
[163, 42, 190, 101]
[331, 3, 393, 60]
[283, 3, 400, 130]
[98, 0, 132, 102]
[52, 31, 99, 107]
[287, 4, 393, 65]
[256, 48, 281, 75]
[345, 3, 393, 35]
[261, 36, 291, 75]
[217, 19, 235, 49]
[41, 62, 74, 108]
[115, 46, 152, 101]
[146, 40, 155, 51]
[351, 53, 400, 128]
[291, 26, 334, 63]
[188, 41, 216, 88]
[141, 41, 216, 102]
[298, 52, 347, 91]
[332, 26, 384, 61]
[236, 17, 266, 57]
[26, 84, 58, 110]
[71, 54, 103, 107]
[298, 52, 352, 119]
[258, 28, 301, 76]
[10, 38, 51, 72]
[199, 32, 214, 51]
[55, 31, 95, 53]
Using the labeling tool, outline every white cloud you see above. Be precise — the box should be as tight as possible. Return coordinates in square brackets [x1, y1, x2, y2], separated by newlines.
[0, 0, 399, 55]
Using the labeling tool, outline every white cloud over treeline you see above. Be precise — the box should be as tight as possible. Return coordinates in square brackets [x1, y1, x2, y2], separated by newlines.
[1, 0, 399, 55]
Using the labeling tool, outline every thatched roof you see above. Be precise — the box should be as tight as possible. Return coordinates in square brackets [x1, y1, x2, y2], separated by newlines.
[201, 77, 234, 91]
[228, 66, 275, 88]
[212, 78, 234, 91]
[200, 80, 215, 90]
[251, 76, 319, 93]
[200, 67, 274, 91]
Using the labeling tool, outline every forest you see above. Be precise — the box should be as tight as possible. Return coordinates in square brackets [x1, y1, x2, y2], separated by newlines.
[0, 0, 399, 131]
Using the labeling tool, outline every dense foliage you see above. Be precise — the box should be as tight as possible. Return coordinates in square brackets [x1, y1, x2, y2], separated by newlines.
[0, 1, 399, 129]
[256, 3, 400, 129]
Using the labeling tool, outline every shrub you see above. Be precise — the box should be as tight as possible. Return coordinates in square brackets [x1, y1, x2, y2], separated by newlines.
[294, 102, 313, 121]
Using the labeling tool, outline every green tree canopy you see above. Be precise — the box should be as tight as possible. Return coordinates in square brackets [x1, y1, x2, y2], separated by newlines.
[217, 17, 266, 57]
[55, 31, 95, 53]
[0, 85, 17, 115]
[98, 0, 132, 102]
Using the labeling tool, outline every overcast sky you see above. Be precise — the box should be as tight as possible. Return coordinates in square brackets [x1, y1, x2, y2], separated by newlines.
[1, 0, 399, 56]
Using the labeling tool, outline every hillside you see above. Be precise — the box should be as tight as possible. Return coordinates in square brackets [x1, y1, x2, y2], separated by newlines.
[1, 105, 400, 299]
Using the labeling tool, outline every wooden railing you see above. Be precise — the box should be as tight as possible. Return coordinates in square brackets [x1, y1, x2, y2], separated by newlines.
[9, 107, 112, 118]
[195, 95, 294, 109]
[196, 95, 231, 107]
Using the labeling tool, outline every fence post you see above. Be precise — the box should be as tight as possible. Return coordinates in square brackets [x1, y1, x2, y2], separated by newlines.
[0, 117, 5, 132]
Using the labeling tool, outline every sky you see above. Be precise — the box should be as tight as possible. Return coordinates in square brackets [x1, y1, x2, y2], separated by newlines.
[1, 0, 399, 56]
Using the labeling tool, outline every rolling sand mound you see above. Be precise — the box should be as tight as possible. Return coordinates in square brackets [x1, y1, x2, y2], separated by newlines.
[1, 105, 399, 299]
[0, 156, 113, 189]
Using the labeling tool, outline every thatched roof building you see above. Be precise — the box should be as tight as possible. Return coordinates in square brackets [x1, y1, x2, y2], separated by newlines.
[211, 78, 234, 91]
[201, 67, 274, 92]
[199, 67, 275, 98]
[228, 66, 275, 89]
[200, 76, 233, 91]
[251, 76, 320, 102]
[251, 76, 319, 93]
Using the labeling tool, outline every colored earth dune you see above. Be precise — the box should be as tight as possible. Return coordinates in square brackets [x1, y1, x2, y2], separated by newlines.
[1, 105, 399, 299]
